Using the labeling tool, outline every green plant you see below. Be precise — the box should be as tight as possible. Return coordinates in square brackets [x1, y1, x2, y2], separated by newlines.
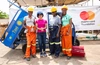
[0, 10, 9, 19]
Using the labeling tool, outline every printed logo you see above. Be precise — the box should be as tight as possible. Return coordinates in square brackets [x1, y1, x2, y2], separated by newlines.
[17, 21, 22, 26]
[9, 36, 12, 39]
[80, 11, 95, 20]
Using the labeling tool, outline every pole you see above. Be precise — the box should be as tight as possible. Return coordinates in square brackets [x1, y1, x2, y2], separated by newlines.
[56, 0, 58, 6]
[92, 0, 93, 6]
[41, 0, 42, 6]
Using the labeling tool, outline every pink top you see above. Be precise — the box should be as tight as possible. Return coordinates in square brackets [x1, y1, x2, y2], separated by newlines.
[36, 19, 47, 33]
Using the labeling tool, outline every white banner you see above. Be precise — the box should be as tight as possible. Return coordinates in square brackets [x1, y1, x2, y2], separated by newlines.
[9, 6, 100, 31]
[67, 6, 100, 31]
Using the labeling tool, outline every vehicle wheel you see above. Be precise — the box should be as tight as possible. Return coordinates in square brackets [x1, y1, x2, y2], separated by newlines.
[74, 39, 80, 46]
[22, 44, 27, 54]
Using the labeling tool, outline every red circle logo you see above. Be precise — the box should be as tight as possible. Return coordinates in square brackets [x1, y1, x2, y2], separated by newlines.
[80, 11, 95, 20]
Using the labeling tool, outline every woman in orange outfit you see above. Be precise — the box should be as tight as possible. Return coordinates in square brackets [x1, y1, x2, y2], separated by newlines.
[23, 6, 36, 61]
[61, 5, 72, 60]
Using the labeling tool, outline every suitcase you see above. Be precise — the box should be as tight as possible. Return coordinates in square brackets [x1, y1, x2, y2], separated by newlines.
[72, 46, 84, 50]
[72, 46, 85, 57]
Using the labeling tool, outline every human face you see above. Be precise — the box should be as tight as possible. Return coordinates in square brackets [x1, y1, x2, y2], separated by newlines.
[62, 8, 67, 15]
[38, 15, 43, 19]
[52, 11, 57, 17]
[28, 11, 33, 16]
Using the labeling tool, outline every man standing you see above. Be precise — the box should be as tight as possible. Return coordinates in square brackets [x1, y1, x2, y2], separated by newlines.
[23, 6, 36, 61]
[49, 6, 61, 58]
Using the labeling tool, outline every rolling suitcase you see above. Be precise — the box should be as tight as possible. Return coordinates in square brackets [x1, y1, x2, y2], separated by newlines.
[72, 46, 85, 57]
[72, 46, 84, 50]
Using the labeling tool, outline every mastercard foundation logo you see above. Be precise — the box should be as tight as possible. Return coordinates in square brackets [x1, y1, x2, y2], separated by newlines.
[80, 11, 95, 20]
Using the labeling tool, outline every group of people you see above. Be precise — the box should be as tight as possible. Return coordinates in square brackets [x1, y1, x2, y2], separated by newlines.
[23, 5, 72, 61]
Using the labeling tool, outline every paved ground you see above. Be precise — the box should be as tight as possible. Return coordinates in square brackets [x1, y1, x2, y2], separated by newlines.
[0, 19, 100, 65]
[0, 40, 100, 65]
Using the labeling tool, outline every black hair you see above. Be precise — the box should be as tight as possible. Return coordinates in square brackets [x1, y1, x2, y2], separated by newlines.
[37, 12, 44, 17]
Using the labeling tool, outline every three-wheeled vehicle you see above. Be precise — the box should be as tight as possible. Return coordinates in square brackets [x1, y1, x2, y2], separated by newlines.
[0, 0, 80, 54]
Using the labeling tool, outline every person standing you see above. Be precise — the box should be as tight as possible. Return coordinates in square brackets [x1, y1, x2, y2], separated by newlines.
[61, 5, 72, 60]
[23, 6, 36, 61]
[49, 6, 61, 58]
[35, 12, 47, 57]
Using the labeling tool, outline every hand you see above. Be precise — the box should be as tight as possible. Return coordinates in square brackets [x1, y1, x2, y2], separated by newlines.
[24, 26, 27, 29]
[24, 28, 28, 33]
[66, 32, 69, 35]
[31, 28, 34, 32]
[48, 33, 50, 37]
[56, 33, 59, 38]
[38, 28, 43, 31]
[40, 28, 44, 31]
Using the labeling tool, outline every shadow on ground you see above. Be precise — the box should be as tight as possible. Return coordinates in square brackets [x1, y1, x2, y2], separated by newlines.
[2, 48, 87, 65]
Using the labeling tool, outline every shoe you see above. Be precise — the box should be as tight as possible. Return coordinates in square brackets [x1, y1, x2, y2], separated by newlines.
[32, 55, 36, 58]
[54, 55, 59, 58]
[49, 53, 54, 56]
[60, 54, 66, 57]
[23, 57, 26, 59]
[67, 56, 71, 60]
[43, 52, 47, 57]
[25, 57, 30, 61]
[40, 53, 44, 58]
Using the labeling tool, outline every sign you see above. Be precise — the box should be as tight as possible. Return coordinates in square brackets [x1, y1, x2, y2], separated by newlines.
[9, 6, 100, 31]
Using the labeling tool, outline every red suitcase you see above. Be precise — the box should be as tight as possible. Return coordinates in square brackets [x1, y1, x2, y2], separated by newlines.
[72, 46, 84, 50]
[72, 46, 85, 57]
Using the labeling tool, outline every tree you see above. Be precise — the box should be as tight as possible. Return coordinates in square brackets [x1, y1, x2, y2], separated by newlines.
[0, 10, 9, 19]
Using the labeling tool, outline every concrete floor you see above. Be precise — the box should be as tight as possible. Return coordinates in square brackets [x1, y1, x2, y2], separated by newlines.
[0, 40, 100, 65]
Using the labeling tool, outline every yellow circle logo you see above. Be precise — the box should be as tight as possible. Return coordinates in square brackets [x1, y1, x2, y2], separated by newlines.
[9, 36, 12, 39]
[17, 21, 22, 26]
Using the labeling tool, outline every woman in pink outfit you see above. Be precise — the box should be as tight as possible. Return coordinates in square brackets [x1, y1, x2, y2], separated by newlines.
[35, 12, 47, 57]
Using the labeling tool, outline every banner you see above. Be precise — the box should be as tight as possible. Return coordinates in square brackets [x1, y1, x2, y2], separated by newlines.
[67, 6, 100, 31]
[9, 6, 100, 31]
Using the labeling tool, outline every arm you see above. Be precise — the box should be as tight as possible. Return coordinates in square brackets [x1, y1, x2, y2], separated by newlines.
[56, 24, 61, 37]
[23, 16, 27, 28]
[41, 20, 47, 30]
[36, 23, 40, 30]
[33, 17, 36, 25]
[57, 17, 61, 37]
[67, 18, 72, 34]
[35, 22, 41, 30]
[58, 24, 61, 34]
[23, 20, 27, 28]
[43, 23, 47, 29]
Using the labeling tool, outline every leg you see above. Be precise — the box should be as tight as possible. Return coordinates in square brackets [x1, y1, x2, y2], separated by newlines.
[54, 36, 61, 57]
[61, 36, 66, 54]
[66, 35, 72, 57]
[31, 33, 36, 57]
[49, 31, 55, 55]
[37, 33, 43, 53]
[55, 44, 60, 57]
[49, 43, 55, 55]
[64, 34, 72, 60]
[42, 32, 47, 57]
[24, 33, 31, 61]
[42, 32, 46, 52]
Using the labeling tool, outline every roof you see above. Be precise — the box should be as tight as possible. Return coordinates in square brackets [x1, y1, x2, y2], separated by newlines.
[14, 0, 86, 6]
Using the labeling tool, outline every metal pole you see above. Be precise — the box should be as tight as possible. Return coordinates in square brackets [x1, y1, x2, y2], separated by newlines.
[92, 0, 93, 6]
[87, 0, 88, 6]
[35, 0, 36, 5]
[41, 0, 42, 6]
[56, 0, 58, 6]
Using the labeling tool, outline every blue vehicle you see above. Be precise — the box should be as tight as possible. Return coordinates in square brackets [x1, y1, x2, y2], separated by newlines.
[0, 0, 80, 54]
